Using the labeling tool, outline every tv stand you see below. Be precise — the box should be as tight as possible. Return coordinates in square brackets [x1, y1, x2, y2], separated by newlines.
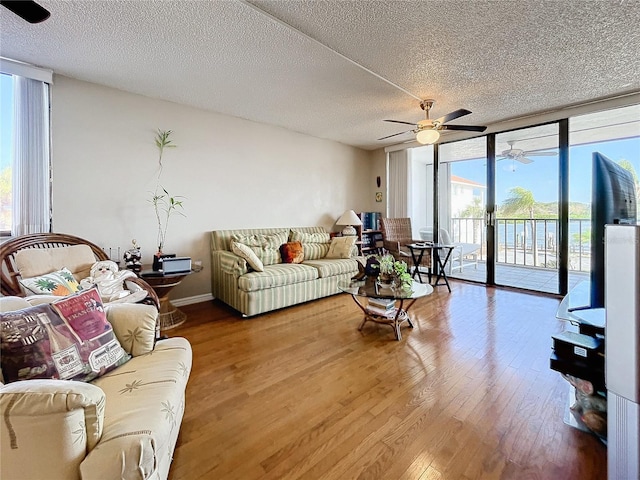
[552, 281, 606, 441]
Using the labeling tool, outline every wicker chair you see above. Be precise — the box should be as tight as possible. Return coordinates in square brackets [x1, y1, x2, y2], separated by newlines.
[380, 217, 432, 281]
[0, 233, 159, 309]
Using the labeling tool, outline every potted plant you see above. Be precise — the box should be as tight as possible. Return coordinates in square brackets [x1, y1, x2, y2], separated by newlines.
[151, 129, 185, 270]
[373, 253, 413, 292]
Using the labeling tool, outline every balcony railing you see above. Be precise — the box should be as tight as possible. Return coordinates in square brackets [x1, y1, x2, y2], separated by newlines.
[448, 217, 591, 272]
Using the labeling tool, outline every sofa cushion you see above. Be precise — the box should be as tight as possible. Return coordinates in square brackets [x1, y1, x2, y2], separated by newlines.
[237, 263, 319, 292]
[83, 337, 192, 480]
[105, 303, 158, 357]
[15, 244, 96, 280]
[325, 236, 357, 259]
[0, 287, 129, 383]
[280, 241, 304, 264]
[0, 296, 32, 312]
[231, 241, 264, 272]
[303, 258, 360, 278]
[19, 267, 81, 296]
[290, 230, 331, 260]
[232, 231, 288, 266]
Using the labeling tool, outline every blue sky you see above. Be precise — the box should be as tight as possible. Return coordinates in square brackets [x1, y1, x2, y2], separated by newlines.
[451, 137, 640, 204]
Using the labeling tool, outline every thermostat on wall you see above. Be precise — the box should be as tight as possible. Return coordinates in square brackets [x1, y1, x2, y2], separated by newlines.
[162, 257, 192, 274]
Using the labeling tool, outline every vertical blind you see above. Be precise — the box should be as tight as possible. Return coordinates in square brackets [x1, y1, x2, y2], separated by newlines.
[387, 149, 409, 218]
[1, 58, 53, 236]
[12, 76, 51, 235]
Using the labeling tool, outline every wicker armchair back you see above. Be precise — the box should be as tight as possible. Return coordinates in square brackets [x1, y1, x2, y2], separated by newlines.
[0, 233, 159, 309]
[380, 218, 432, 269]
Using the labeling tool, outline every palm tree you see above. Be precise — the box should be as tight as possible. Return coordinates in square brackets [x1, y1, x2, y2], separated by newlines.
[459, 197, 484, 244]
[501, 186, 539, 265]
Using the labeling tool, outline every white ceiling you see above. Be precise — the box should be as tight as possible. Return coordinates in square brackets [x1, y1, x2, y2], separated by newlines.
[1, 0, 639, 150]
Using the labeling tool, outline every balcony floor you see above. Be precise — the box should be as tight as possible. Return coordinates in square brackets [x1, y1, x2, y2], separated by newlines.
[446, 261, 589, 294]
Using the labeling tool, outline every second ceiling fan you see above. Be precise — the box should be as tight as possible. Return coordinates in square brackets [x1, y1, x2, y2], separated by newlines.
[498, 140, 557, 164]
[379, 99, 487, 144]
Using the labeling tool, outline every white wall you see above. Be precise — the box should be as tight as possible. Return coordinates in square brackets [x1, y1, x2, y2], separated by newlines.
[51, 76, 374, 299]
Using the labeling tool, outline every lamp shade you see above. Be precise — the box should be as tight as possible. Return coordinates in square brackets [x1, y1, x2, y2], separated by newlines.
[416, 129, 440, 145]
[336, 210, 362, 236]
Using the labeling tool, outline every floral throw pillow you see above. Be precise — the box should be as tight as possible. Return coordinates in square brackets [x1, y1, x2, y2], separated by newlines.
[19, 267, 81, 296]
[280, 241, 304, 264]
[0, 287, 129, 384]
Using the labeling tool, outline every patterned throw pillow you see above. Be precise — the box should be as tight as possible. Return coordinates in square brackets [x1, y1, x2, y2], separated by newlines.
[0, 287, 129, 384]
[231, 241, 264, 272]
[232, 232, 288, 266]
[290, 231, 331, 260]
[19, 267, 81, 296]
[280, 241, 304, 264]
[325, 236, 357, 259]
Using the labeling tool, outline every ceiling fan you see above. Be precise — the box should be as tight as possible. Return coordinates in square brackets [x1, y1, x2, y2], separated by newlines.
[378, 99, 487, 144]
[1, 0, 50, 23]
[498, 140, 557, 164]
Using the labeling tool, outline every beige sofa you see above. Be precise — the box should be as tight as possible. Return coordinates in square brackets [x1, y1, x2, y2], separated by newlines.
[0, 296, 192, 480]
[211, 226, 361, 316]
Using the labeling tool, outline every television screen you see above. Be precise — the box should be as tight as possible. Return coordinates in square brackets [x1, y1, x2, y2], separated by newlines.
[590, 152, 637, 308]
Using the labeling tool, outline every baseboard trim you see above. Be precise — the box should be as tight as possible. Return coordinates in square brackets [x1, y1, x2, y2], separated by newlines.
[172, 293, 214, 307]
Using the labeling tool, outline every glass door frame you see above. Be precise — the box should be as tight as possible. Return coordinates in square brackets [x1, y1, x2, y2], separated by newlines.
[433, 120, 571, 295]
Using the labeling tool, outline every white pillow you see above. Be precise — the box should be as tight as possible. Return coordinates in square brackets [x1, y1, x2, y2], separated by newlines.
[325, 236, 357, 259]
[231, 241, 264, 272]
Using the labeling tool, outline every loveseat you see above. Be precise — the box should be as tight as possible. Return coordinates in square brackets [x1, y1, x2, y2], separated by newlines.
[210, 226, 361, 316]
[0, 295, 192, 480]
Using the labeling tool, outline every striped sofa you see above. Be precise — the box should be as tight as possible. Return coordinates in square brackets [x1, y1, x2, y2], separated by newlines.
[210, 227, 361, 317]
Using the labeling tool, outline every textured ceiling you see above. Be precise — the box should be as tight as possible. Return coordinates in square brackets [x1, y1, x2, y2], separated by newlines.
[1, 0, 639, 150]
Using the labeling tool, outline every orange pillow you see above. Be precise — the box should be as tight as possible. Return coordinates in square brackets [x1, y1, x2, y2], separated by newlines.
[280, 241, 304, 264]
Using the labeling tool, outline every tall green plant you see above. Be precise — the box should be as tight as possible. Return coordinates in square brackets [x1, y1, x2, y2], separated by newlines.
[151, 130, 185, 252]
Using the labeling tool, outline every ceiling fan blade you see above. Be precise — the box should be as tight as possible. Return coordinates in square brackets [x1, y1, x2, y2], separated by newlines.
[378, 130, 414, 141]
[523, 151, 557, 156]
[440, 124, 487, 132]
[0, 0, 50, 23]
[434, 109, 472, 125]
[383, 119, 417, 126]
[516, 157, 534, 164]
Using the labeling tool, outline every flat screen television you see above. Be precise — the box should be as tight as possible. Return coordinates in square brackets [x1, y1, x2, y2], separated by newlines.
[589, 152, 637, 309]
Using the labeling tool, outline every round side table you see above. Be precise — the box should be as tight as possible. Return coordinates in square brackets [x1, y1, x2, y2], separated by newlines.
[139, 270, 192, 331]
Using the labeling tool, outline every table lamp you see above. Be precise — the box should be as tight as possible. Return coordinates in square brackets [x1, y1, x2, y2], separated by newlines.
[336, 210, 362, 236]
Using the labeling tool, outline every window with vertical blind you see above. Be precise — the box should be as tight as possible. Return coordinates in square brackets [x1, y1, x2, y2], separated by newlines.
[0, 58, 53, 236]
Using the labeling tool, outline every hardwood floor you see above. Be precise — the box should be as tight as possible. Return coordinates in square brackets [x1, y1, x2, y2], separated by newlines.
[167, 281, 606, 480]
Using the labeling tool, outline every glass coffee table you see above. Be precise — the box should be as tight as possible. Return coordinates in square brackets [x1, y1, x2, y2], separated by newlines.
[337, 279, 433, 340]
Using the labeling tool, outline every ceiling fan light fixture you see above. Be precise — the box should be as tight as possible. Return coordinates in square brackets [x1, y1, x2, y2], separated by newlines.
[416, 129, 440, 145]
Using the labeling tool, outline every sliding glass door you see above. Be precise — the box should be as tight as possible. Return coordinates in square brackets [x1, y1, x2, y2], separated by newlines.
[438, 137, 487, 282]
[494, 125, 559, 293]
